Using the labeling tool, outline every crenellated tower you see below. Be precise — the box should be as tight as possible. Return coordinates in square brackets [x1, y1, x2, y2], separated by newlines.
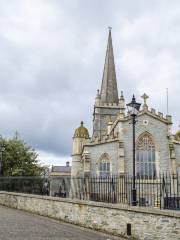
[93, 28, 120, 138]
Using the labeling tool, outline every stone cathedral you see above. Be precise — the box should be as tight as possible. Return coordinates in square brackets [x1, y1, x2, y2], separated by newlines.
[71, 29, 180, 178]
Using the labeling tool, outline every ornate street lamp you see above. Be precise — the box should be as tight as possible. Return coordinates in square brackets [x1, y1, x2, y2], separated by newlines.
[127, 95, 141, 206]
[0, 143, 6, 176]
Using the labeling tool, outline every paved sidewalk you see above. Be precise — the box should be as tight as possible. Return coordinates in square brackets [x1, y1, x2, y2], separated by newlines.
[0, 205, 125, 240]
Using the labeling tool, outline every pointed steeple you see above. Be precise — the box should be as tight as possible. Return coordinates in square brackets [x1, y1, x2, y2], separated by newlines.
[100, 28, 119, 105]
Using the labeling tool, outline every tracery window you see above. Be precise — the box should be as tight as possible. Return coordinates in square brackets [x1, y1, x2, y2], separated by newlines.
[136, 133, 156, 179]
[98, 153, 110, 177]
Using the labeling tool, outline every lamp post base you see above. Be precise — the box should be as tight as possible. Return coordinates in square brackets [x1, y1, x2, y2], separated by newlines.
[131, 188, 137, 206]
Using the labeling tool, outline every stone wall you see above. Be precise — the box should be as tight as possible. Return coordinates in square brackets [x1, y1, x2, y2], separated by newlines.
[0, 192, 179, 240]
[85, 141, 119, 175]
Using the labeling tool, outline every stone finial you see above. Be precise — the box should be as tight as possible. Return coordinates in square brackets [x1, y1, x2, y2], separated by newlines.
[95, 89, 100, 106]
[141, 93, 149, 111]
[119, 91, 125, 119]
[166, 115, 172, 124]
[119, 92, 124, 106]
[107, 116, 113, 135]
[158, 112, 163, 118]
[151, 108, 156, 115]
[119, 91, 124, 101]
[107, 115, 113, 124]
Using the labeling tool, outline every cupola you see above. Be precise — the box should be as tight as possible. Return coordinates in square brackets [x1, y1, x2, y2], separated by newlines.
[175, 130, 180, 141]
[73, 121, 89, 139]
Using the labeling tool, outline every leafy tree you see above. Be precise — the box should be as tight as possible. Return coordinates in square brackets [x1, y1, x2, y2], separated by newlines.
[0, 136, 45, 176]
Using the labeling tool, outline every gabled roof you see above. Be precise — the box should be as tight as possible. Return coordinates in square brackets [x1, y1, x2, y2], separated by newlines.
[109, 109, 172, 135]
[137, 110, 171, 124]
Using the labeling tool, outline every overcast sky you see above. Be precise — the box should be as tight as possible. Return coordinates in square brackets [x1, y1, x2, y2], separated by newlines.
[0, 0, 180, 166]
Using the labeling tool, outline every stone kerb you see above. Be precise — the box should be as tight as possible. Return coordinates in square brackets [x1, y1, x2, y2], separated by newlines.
[0, 191, 179, 240]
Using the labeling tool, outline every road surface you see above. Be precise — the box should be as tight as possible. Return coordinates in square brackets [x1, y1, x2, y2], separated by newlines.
[0, 205, 125, 240]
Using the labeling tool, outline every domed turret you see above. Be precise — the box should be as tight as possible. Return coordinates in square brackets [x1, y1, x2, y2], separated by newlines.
[175, 130, 180, 141]
[74, 121, 89, 139]
[71, 121, 89, 177]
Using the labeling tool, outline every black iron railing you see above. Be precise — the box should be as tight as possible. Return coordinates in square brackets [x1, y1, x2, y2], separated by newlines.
[70, 173, 180, 209]
[0, 176, 48, 195]
[0, 173, 179, 210]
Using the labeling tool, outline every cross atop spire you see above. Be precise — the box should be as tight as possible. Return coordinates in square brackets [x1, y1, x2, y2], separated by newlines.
[100, 28, 119, 105]
[141, 93, 149, 110]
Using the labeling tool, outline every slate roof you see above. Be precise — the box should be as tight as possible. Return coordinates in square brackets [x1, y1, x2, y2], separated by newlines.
[52, 166, 71, 173]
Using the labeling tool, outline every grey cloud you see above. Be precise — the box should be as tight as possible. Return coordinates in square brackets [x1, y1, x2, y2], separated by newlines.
[0, 0, 179, 163]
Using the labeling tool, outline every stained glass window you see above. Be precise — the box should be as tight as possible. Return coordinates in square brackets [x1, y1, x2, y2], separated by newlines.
[136, 133, 156, 179]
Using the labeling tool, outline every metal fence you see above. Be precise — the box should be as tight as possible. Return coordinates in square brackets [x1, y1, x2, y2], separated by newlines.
[49, 176, 71, 198]
[70, 173, 180, 210]
[0, 176, 71, 197]
[0, 173, 179, 210]
[0, 176, 48, 195]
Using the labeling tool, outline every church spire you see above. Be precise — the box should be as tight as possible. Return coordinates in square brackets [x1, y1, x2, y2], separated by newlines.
[100, 27, 119, 105]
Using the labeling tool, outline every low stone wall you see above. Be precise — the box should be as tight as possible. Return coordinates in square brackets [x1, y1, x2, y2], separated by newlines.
[0, 192, 179, 240]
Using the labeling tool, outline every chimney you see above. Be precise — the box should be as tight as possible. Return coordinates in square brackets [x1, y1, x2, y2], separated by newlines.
[66, 161, 70, 167]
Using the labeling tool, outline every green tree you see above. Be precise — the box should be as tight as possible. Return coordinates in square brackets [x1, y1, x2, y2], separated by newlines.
[0, 136, 44, 176]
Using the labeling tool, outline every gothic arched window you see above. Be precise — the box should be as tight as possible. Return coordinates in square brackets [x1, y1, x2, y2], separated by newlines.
[136, 133, 156, 179]
[98, 153, 110, 177]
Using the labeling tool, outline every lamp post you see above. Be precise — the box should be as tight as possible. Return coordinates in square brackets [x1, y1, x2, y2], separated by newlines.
[127, 95, 141, 206]
[0, 143, 6, 176]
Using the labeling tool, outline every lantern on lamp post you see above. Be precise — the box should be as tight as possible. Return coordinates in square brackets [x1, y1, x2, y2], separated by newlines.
[127, 95, 141, 206]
